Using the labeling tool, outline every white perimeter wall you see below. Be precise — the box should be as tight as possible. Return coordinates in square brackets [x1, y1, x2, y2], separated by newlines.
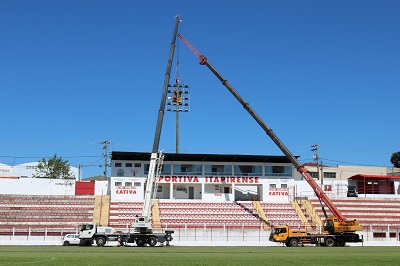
[0, 178, 75, 195]
[94, 180, 110, 196]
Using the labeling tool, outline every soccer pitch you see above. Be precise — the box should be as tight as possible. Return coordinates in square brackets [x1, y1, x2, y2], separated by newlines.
[0, 246, 400, 266]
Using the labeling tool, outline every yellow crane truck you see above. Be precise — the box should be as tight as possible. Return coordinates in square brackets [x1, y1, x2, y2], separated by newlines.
[178, 32, 364, 247]
[269, 217, 363, 247]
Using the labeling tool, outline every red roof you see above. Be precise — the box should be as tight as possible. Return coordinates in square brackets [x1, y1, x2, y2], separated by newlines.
[349, 174, 400, 180]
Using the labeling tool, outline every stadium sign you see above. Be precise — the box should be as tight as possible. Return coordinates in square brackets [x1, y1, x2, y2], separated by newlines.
[158, 175, 259, 184]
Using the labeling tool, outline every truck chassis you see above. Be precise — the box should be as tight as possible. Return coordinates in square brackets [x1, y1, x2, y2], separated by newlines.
[272, 233, 363, 247]
[80, 230, 174, 247]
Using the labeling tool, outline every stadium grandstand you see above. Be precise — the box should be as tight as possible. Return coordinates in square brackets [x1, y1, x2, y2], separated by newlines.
[1, 151, 400, 244]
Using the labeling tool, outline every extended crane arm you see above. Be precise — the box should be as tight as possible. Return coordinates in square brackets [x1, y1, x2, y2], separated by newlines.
[178, 33, 346, 222]
[132, 16, 181, 233]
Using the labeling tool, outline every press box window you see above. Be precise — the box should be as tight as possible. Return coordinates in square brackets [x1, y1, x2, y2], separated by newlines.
[173, 164, 202, 175]
[115, 182, 122, 186]
[265, 166, 292, 177]
[115, 163, 122, 167]
[234, 165, 262, 176]
[134, 163, 141, 167]
[204, 164, 232, 175]
[125, 182, 132, 186]
[125, 163, 133, 167]
[144, 164, 171, 174]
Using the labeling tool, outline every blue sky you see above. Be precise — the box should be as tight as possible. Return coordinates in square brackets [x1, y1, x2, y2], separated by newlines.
[0, 1, 399, 178]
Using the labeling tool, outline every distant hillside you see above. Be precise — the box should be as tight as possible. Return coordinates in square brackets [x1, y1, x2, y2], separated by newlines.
[82, 175, 110, 181]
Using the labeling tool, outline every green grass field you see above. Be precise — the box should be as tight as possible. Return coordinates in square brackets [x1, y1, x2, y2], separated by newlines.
[1, 246, 400, 266]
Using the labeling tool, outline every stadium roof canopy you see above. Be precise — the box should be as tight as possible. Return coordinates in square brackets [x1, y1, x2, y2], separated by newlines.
[111, 151, 295, 164]
[349, 174, 400, 180]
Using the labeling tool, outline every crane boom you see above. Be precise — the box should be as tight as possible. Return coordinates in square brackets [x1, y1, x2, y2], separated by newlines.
[177, 33, 346, 222]
[132, 16, 181, 233]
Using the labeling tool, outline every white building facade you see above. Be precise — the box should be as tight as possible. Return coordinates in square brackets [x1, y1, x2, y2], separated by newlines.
[0, 161, 79, 180]
[0, 152, 398, 199]
[109, 152, 400, 202]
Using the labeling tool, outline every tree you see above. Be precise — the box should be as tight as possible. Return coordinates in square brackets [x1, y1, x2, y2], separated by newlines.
[390, 151, 400, 168]
[33, 154, 75, 179]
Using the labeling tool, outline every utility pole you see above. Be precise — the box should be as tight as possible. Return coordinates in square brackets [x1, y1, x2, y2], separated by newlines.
[101, 140, 110, 177]
[311, 144, 323, 185]
[78, 164, 82, 181]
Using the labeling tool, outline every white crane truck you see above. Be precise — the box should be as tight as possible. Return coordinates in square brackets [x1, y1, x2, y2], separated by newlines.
[78, 151, 174, 247]
[78, 16, 181, 247]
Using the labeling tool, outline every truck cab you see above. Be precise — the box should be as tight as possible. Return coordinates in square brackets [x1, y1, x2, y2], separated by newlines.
[347, 185, 358, 197]
[269, 225, 308, 246]
[79, 223, 120, 246]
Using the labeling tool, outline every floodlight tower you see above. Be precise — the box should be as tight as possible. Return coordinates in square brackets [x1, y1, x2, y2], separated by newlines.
[166, 79, 190, 153]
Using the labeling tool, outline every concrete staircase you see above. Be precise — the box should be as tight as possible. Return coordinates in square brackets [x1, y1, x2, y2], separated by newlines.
[92, 195, 110, 226]
[152, 200, 162, 231]
[252, 200, 271, 230]
[291, 200, 312, 230]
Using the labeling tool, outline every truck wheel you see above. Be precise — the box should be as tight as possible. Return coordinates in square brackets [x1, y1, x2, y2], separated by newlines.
[336, 238, 345, 247]
[148, 237, 157, 247]
[96, 237, 106, 247]
[289, 238, 299, 247]
[325, 237, 335, 247]
[136, 238, 146, 247]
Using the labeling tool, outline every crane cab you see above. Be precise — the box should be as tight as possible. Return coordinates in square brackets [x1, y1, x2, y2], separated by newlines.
[323, 217, 363, 234]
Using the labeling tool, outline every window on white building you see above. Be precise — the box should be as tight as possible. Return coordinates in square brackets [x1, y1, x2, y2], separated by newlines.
[144, 164, 171, 174]
[324, 172, 336, 179]
[234, 165, 262, 176]
[265, 165, 292, 177]
[173, 164, 202, 175]
[204, 164, 232, 175]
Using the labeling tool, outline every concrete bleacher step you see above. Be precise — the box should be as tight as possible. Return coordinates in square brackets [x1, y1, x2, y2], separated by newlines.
[0, 195, 95, 233]
[309, 197, 400, 228]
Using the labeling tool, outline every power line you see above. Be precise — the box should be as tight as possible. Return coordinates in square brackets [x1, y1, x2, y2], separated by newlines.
[0, 142, 99, 147]
[0, 155, 100, 159]
[319, 157, 388, 167]
[315, 145, 393, 155]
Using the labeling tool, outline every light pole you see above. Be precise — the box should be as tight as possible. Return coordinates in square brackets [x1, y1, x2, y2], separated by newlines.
[166, 81, 190, 153]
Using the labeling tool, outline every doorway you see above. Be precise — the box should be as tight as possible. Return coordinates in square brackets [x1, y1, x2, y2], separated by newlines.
[189, 187, 194, 199]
